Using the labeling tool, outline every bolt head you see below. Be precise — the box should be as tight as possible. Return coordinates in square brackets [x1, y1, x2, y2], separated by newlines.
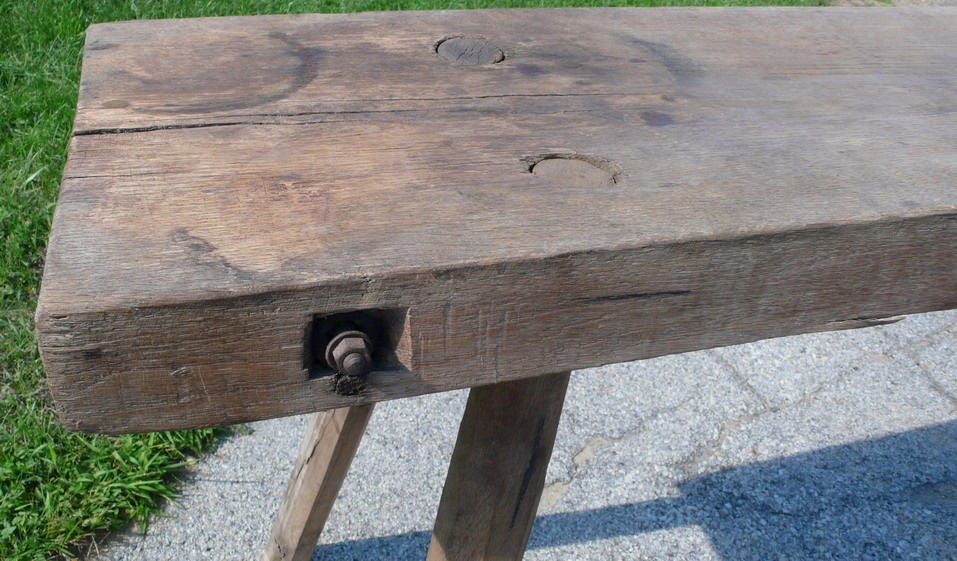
[341, 352, 371, 378]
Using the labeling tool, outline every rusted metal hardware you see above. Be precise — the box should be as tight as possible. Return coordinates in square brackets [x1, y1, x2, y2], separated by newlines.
[324, 330, 373, 395]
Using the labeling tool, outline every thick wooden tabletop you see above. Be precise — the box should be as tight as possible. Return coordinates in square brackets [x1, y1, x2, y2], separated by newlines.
[37, 8, 957, 433]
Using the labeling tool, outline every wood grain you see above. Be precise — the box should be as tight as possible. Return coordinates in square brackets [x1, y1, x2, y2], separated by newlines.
[426, 372, 570, 561]
[263, 405, 374, 561]
[36, 8, 957, 433]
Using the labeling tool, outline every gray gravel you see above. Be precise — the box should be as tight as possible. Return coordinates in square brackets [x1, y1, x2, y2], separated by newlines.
[91, 309, 957, 561]
[894, 0, 957, 6]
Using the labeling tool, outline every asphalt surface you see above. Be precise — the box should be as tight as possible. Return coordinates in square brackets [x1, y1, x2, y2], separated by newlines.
[92, 309, 957, 561]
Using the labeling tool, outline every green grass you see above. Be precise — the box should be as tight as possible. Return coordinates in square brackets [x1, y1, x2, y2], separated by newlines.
[0, 311, 217, 558]
[1, 0, 829, 559]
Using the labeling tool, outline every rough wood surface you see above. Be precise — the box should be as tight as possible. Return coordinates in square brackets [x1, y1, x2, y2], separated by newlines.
[36, 8, 957, 433]
[426, 372, 570, 561]
[263, 405, 374, 561]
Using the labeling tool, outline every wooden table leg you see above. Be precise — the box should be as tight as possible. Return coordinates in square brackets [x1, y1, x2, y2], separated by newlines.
[426, 371, 571, 561]
[263, 404, 374, 561]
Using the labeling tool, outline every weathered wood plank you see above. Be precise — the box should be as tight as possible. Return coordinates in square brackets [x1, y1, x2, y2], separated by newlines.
[72, 8, 957, 132]
[263, 405, 374, 561]
[36, 8, 957, 433]
[43, 94, 957, 315]
[426, 372, 570, 561]
[38, 214, 957, 432]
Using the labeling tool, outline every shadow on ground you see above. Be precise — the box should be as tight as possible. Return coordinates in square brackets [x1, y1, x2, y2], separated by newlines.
[311, 421, 957, 560]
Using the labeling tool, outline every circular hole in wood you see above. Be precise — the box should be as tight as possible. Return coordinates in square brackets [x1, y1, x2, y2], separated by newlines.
[529, 154, 621, 187]
[435, 36, 505, 66]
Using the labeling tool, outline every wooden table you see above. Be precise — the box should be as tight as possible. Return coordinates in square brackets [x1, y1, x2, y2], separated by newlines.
[36, 8, 957, 561]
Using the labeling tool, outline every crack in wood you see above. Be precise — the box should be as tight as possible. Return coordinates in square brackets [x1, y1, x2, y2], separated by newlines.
[510, 417, 546, 530]
[75, 92, 674, 136]
[576, 290, 692, 303]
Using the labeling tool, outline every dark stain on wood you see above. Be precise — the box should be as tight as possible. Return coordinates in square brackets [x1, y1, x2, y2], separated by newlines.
[148, 32, 321, 114]
[641, 110, 676, 126]
[171, 228, 255, 281]
[273, 32, 322, 105]
[172, 228, 218, 255]
[626, 38, 704, 86]
[515, 63, 545, 77]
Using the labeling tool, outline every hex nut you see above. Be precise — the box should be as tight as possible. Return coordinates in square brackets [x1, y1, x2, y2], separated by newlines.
[324, 330, 373, 379]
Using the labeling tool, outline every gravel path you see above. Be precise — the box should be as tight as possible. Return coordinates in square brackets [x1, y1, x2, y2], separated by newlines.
[891, 0, 957, 5]
[92, 309, 957, 561]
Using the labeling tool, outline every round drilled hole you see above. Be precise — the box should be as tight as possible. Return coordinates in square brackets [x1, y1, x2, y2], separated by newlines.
[435, 36, 505, 66]
[528, 154, 621, 187]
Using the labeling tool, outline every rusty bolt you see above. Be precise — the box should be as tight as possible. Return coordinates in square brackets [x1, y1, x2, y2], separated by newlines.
[324, 330, 373, 379]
